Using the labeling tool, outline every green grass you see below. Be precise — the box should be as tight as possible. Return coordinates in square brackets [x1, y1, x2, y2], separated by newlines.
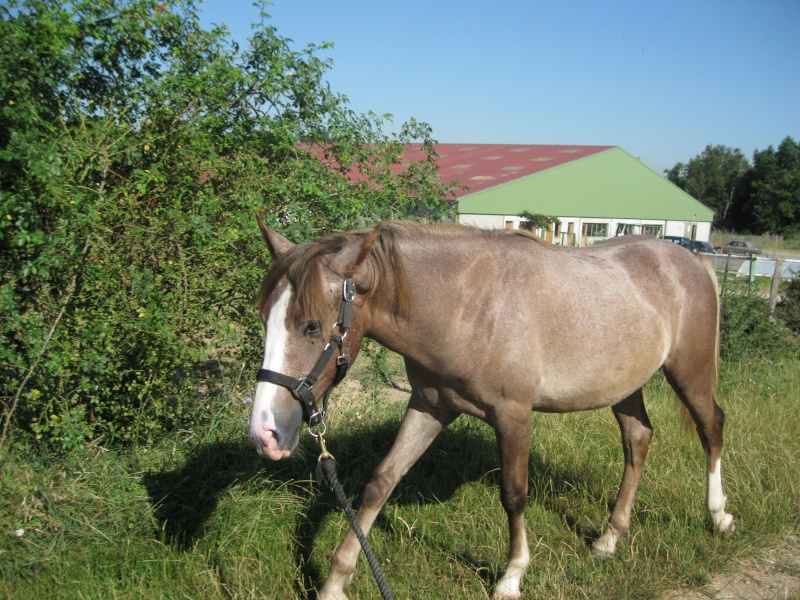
[1, 355, 799, 599]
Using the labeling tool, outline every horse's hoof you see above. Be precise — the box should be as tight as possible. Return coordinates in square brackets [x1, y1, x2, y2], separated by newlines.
[317, 588, 349, 600]
[318, 593, 348, 600]
[712, 512, 735, 535]
[493, 578, 522, 599]
[719, 514, 736, 535]
[493, 592, 521, 600]
[590, 546, 615, 560]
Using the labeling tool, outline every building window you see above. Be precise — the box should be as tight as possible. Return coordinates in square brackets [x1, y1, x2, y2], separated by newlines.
[583, 222, 608, 238]
[641, 225, 663, 237]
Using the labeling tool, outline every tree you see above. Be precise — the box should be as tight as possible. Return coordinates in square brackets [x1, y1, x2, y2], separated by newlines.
[518, 211, 560, 234]
[665, 145, 749, 228]
[741, 136, 800, 235]
[0, 0, 456, 449]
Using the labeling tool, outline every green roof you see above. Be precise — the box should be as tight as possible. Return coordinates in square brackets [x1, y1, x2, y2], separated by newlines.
[457, 147, 714, 222]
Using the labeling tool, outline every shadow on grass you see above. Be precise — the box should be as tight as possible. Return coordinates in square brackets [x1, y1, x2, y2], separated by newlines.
[142, 438, 266, 550]
[142, 417, 612, 597]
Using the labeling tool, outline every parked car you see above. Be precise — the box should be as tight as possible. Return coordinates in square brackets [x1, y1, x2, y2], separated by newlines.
[690, 240, 716, 254]
[717, 240, 762, 256]
[664, 235, 693, 249]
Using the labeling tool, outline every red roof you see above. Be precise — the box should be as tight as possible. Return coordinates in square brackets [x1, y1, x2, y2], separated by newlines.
[407, 144, 614, 197]
[306, 143, 614, 198]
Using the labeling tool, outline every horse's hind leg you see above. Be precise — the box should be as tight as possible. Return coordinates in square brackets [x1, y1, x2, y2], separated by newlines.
[664, 367, 736, 536]
[592, 389, 652, 558]
[699, 402, 736, 534]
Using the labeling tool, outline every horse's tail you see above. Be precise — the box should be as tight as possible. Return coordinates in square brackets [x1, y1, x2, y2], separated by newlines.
[700, 254, 722, 388]
[680, 255, 721, 433]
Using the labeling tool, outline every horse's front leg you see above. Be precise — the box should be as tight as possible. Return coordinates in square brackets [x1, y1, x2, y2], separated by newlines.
[592, 389, 652, 558]
[493, 410, 532, 600]
[318, 398, 457, 600]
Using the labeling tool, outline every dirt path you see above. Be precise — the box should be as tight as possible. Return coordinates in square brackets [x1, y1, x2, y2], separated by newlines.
[664, 535, 800, 599]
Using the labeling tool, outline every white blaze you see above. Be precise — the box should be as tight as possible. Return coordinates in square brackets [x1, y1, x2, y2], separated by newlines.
[262, 288, 292, 374]
[249, 288, 292, 455]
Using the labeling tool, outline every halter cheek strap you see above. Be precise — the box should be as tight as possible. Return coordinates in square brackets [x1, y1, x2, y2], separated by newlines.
[256, 278, 355, 428]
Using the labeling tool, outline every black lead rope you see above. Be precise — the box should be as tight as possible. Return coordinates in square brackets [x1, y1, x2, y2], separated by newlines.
[314, 437, 394, 600]
[257, 277, 391, 598]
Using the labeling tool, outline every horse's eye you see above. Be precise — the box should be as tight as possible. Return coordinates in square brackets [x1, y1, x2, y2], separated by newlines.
[304, 319, 322, 337]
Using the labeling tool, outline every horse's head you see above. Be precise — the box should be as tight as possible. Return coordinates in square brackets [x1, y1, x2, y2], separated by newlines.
[248, 218, 397, 460]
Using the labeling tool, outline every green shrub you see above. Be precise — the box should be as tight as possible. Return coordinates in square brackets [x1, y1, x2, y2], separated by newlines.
[776, 277, 800, 334]
[719, 291, 796, 362]
[0, 0, 454, 450]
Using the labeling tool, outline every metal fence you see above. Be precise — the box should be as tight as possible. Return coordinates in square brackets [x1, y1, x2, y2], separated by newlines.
[703, 252, 799, 310]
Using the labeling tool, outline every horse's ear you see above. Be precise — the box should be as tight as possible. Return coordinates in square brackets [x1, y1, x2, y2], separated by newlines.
[333, 222, 383, 291]
[349, 222, 383, 275]
[257, 214, 294, 259]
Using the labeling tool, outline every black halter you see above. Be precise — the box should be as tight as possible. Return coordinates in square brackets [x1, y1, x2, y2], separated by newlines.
[256, 278, 355, 428]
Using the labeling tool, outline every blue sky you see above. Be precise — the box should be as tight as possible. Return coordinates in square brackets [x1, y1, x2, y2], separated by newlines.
[198, 0, 799, 175]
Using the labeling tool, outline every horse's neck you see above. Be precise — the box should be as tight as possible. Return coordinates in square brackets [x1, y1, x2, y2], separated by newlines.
[365, 236, 497, 358]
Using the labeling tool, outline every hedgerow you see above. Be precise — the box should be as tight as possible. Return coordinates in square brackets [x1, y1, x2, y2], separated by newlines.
[0, 0, 454, 449]
[719, 290, 797, 362]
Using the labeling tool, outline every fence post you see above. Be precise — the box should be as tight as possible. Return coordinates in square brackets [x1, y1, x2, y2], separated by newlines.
[770, 258, 783, 312]
[722, 252, 731, 295]
[748, 254, 757, 296]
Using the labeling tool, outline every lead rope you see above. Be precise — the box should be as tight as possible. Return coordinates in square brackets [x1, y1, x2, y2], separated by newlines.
[313, 433, 394, 600]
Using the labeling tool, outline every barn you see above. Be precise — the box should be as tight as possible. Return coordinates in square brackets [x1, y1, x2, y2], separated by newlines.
[405, 144, 714, 246]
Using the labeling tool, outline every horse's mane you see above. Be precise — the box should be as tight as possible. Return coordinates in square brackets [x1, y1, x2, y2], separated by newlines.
[259, 222, 545, 323]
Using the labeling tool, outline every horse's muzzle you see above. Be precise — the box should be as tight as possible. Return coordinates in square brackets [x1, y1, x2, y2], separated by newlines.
[250, 425, 292, 460]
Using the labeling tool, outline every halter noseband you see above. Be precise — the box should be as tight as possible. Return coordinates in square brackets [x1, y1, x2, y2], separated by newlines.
[256, 278, 355, 428]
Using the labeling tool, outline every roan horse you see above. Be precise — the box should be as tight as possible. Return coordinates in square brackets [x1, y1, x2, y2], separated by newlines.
[248, 218, 735, 599]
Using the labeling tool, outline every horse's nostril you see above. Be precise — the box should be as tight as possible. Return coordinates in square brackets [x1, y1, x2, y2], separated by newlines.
[269, 426, 282, 447]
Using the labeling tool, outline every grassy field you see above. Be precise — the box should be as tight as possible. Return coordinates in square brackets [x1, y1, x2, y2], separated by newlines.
[1, 352, 799, 599]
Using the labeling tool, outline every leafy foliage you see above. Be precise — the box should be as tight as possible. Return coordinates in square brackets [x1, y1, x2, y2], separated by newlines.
[719, 291, 796, 362]
[776, 277, 800, 334]
[0, 0, 455, 449]
[666, 137, 800, 234]
[742, 137, 800, 236]
[664, 145, 749, 229]
[518, 210, 560, 233]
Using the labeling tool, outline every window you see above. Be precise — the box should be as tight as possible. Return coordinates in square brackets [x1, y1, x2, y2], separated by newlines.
[583, 222, 608, 237]
[641, 225, 663, 237]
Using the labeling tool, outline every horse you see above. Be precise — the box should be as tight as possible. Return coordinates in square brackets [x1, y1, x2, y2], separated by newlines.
[248, 218, 735, 599]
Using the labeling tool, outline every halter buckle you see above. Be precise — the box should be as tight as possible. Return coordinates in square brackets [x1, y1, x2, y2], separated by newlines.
[342, 278, 355, 302]
[291, 377, 314, 400]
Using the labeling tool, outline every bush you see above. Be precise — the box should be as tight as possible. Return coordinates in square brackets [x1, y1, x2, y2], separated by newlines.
[0, 0, 454, 450]
[719, 291, 796, 362]
[776, 277, 800, 334]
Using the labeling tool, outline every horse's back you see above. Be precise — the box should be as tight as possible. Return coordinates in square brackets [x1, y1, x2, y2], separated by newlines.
[453, 234, 718, 410]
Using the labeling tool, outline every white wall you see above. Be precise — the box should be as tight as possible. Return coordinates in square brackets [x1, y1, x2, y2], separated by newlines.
[695, 221, 711, 242]
[460, 214, 712, 244]
[664, 221, 711, 242]
[664, 221, 688, 237]
[459, 214, 505, 229]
